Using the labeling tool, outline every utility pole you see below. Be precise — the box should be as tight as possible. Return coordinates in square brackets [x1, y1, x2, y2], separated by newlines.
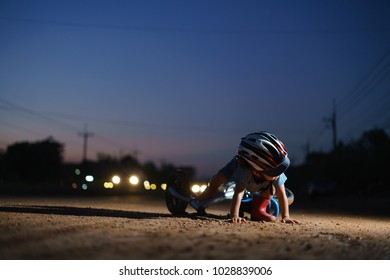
[78, 124, 94, 163]
[303, 138, 311, 155]
[323, 100, 337, 150]
[331, 99, 337, 149]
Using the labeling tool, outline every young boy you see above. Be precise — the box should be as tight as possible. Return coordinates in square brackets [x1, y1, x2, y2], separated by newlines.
[194, 131, 299, 224]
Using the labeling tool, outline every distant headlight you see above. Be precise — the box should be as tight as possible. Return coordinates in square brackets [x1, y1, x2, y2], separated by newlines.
[191, 184, 207, 194]
[85, 175, 94, 182]
[112, 175, 121, 184]
[129, 175, 139, 185]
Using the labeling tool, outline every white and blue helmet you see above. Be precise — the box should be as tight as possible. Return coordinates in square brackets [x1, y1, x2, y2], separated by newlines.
[237, 131, 290, 176]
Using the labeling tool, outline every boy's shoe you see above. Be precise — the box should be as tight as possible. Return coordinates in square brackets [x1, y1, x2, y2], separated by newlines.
[190, 200, 207, 216]
[196, 206, 207, 216]
[251, 196, 276, 222]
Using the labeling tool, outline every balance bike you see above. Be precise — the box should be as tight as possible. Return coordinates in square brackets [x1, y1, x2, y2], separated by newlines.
[165, 170, 294, 218]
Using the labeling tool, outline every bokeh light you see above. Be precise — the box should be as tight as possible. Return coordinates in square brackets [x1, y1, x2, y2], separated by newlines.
[191, 183, 207, 194]
[144, 181, 151, 190]
[112, 175, 121, 184]
[191, 184, 200, 193]
[85, 175, 94, 182]
[129, 175, 139, 185]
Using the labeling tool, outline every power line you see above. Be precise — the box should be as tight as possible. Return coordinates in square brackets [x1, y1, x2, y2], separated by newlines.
[0, 97, 80, 133]
[0, 119, 46, 138]
[28, 107, 239, 135]
[1, 16, 390, 35]
[307, 49, 390, 152]
[0, 97, 239, 162]
[0, 98, 100, 160]
[0, 96, 227, 137]
[339, 67, 390, 119]
[338, 49, 390, 118]
[341, 89, 390, 140]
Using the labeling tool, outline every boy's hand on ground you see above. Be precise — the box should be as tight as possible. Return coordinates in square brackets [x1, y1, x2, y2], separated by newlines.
[230, 216, 247, 223]
[281, 216, 300, 224]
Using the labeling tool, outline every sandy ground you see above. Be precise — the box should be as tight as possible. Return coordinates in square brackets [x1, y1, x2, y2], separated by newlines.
[0, 194, 389, 260]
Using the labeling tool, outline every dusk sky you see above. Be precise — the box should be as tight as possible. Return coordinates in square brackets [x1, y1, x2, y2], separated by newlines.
[1, 0, 390, 178]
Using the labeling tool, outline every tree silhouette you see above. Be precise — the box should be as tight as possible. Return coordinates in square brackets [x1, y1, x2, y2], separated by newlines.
[303, 129, 390, 196]
[3, 137, 63, 183]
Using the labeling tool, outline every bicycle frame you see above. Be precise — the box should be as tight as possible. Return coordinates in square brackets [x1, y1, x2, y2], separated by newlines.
[166, 180, 281, 217]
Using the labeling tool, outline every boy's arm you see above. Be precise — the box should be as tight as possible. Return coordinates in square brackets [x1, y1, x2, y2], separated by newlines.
[275, 184, 300, 224]
[230, 185, 246, 223]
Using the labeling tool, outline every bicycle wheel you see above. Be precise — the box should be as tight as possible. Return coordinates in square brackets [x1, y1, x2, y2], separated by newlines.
[266, 197, 280, 218]
[285, 188, 294, 206]
[165, 170, 190, 215]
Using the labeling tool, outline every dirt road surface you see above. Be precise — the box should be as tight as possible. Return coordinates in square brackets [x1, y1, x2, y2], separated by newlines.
[0, 194, 389, 259]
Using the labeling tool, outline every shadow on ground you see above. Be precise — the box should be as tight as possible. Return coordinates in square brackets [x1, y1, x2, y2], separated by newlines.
[0, 205, 173, 219]
[0, 204, 229, 221]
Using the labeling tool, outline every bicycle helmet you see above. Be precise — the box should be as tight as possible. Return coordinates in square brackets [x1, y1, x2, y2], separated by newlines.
[237, 131, 290, 176]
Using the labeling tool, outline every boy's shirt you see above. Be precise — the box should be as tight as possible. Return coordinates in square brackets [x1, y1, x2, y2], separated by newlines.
[220, 157, 287, 193]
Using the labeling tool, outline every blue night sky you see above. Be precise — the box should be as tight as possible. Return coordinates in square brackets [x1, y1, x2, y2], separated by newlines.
[1, 0, 390, 178]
